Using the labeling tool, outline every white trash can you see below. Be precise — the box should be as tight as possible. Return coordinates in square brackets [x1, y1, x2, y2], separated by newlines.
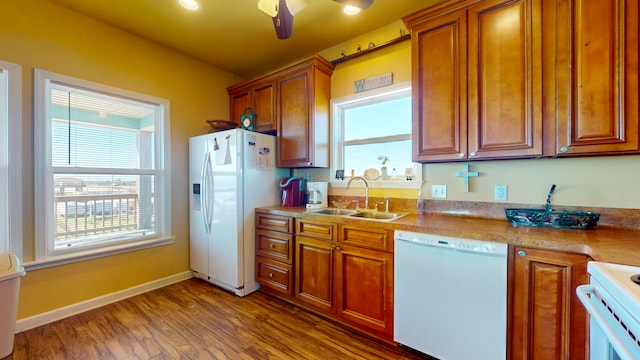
[0, 253, 25, 358]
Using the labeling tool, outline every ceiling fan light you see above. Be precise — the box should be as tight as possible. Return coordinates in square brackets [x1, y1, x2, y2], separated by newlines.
[177, 0, 200, 11]
[258, 0, 278, 17]
[332, 0, 373, 10]
[342, 5, 361, 15]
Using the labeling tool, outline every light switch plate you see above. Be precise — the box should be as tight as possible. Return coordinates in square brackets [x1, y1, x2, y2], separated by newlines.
[495, 185, 508, 201]
[431, 185, 447, 198]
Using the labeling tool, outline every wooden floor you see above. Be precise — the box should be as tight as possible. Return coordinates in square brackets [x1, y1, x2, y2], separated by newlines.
[8, 278, 434, 360]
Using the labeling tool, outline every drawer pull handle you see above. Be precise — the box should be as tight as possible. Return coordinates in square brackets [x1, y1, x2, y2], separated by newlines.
[269, 272, 273, 278]
[517, 250, 527, 257]
[269, 244, 275, 248]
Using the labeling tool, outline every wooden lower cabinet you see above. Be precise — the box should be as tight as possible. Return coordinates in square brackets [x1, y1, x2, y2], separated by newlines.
[294, 236, 335, 313]
[509, 245, 589, 359]
[257, 215, 395, 342]
[335, 244, 393, 337]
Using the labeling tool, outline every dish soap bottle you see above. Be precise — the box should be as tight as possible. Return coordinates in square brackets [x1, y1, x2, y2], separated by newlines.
[417, 180, 428, 215]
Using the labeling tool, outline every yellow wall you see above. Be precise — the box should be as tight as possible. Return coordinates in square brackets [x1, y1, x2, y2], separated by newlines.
[0, 0, 243, 318]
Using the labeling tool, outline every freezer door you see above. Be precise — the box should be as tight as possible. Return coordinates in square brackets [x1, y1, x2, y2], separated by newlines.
[189, 134, 210, 277]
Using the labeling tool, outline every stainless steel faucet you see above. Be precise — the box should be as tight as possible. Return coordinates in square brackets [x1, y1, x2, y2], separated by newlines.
[347, 176, 369, 210]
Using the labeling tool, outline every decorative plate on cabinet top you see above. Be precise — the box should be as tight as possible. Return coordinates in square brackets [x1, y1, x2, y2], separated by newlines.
[364, 168, 380, 180]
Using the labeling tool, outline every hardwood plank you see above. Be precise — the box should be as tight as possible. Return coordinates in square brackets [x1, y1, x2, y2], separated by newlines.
[8, 279, 433, 360]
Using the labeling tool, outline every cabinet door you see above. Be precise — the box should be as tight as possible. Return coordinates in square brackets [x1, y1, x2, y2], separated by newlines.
[229, 88, 250, 125]
[294, 236, 335, 313]
[253, 81, 276, 133]
[553, 0, 639, 155]
[335, 245, 394, 337]
[411, 9, 468, 162]
[277, 67, 314, 167]
[510, 246, 588, 360]
[467, 0, 543, 159]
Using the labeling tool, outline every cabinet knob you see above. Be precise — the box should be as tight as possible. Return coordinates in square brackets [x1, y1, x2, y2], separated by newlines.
[332, 246, 341, 251]
[470, 151, 477, 157]
[307, 162, 312, 166]
[269, 272, 273, 278]
[517, 250, 527, 257]
[459, 152, 465, 158]
[560, 146, 569, 153]
[269, 244, 275, 248]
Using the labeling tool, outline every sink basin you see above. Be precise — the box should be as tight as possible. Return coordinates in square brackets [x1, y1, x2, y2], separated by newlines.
[305, 208, 358, 216]
[348, 211, 408, 221]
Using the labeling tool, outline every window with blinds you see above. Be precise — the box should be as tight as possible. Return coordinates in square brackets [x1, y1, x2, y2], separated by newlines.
[0, 60, 21, 256]
[34, 69, 172, 261]
[0, 68, 8, 253]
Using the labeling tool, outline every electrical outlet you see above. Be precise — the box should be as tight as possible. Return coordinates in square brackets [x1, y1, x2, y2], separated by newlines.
[495, 185, 508, 201]
[431, 185, 447, 198]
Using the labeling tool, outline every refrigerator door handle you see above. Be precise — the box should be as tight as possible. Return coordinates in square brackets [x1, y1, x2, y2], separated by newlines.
[201, 151, 214, 233]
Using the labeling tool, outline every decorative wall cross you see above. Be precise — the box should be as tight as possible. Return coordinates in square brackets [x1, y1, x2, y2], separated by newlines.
[456, 164, 479, 192]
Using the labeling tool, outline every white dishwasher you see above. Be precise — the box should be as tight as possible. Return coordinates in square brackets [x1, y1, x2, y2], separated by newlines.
[394, 230, 508, 360]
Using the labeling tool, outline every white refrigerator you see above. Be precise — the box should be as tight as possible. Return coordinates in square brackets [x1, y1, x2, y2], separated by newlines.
[189, 129, 288, 296]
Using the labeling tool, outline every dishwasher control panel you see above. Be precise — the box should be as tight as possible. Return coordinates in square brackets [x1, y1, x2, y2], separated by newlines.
[394, 230, 508, 256]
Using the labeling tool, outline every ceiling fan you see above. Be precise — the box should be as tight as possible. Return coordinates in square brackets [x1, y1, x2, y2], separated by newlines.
[257, 0, 374, 39]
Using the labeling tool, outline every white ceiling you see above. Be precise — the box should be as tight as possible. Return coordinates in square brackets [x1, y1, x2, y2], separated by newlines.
[50, 0, 439, 78]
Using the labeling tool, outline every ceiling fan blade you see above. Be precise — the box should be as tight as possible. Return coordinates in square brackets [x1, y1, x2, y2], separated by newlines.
[273, 0, 294, 39]
[332, 0, 374, 10]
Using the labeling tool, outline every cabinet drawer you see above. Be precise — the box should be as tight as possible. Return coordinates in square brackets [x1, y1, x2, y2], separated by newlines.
[256, 213, 293, 233]
[256, 256, 293, 295]
[339, 225, 394, 252]
[256, 229, 293, 264]
[296, 219, 337, 241]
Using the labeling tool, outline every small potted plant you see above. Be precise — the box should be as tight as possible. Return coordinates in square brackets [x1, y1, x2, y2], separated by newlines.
[377, 155, 390, 180]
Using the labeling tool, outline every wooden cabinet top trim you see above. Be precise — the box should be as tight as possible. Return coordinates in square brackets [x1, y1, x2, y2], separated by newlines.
[227, 54, 334, 93]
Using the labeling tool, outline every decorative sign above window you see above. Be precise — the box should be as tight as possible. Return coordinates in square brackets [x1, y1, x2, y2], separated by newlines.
[354, 72, 393, 93]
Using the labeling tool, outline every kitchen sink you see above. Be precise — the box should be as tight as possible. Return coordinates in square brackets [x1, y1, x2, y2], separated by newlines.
[305, 208, 359, 216]
[348, 211, 408, 221]
[304, 208, 408, 221]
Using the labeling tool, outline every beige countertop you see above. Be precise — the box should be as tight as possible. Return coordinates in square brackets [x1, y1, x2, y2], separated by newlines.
[257, 206, 640, 267]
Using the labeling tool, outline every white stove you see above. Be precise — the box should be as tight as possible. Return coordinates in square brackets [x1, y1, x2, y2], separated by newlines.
[577, 262, 640, 360]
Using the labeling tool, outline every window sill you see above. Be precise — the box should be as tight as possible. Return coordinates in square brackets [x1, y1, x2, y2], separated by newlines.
[23, 236, 176, 271]
[330, 179, 421, 189]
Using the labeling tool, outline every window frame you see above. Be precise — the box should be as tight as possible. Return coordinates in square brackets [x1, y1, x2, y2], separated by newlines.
[0, 60, 22, 257]
[33, 69, 173, 268]
[330, 82, 421, 189]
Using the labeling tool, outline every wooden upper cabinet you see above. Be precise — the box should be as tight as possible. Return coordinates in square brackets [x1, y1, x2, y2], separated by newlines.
[405, 0, 543, 162]
[228, 80, 276, 133]
[467, 0, 543, 159]
[510, 246, 589, 360]
[252, 81, 276, 133]
[410, 9, 468, 161]
[228, 89, 249, 127]
[228, 55, 333, 167]
[277, 56, 333, 168]
[548, 0, 639, 155]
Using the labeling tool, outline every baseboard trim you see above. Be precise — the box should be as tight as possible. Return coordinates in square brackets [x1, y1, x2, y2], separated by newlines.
[15, 271, 193, 333]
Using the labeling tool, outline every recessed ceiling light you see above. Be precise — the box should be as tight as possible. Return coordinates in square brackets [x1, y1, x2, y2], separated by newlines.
[342, 5, 362, 15]
[177, 0, 201, 11]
